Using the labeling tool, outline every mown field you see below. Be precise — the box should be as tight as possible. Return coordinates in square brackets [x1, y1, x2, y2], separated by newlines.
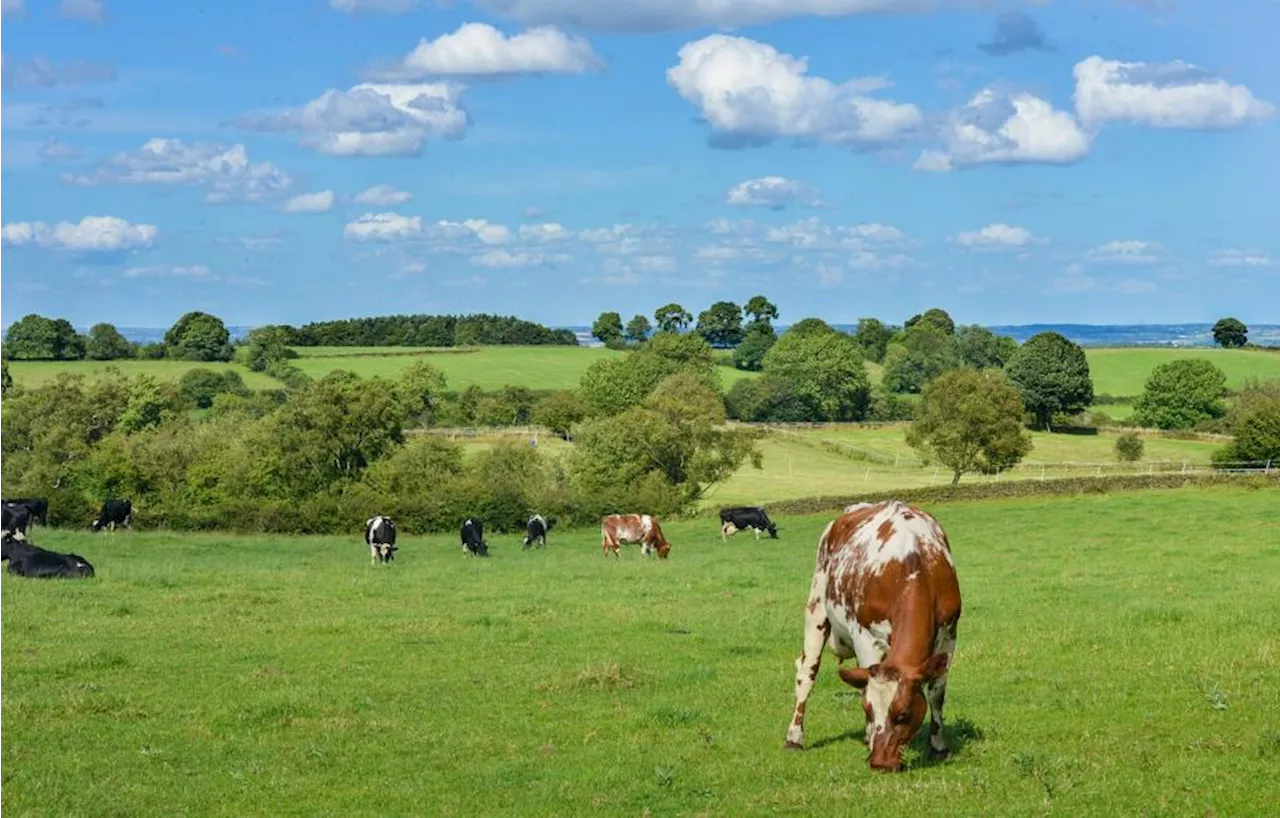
[1085, 347, 1280, 397]
[3, 359, 280, 390]
[4, 486, 1278, 815]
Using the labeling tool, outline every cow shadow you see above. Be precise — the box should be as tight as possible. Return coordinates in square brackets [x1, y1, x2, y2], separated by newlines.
[806, 716, 986, 766]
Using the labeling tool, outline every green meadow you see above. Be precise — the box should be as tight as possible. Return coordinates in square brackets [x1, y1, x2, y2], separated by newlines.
[1084, 347, 1280, 397]
[4, 486, 1278, 816]
[3, 359, 280, 390]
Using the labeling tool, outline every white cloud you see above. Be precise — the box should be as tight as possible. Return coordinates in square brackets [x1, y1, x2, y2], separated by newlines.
[918, 89, 1091, 172]
[1074, 56, 1275, 130]
[1208, 248, 1273, 268]
[344, 212, 424, 241]
[762, 217, 910, 250]
[668, 34, 921, 148]
[237, 83, 467, 157]
[477, 0, 930, 33]
[283, 190, 336, 214]
[952, 223, 1045, 248]
[330, 0, 418, 12]
[354, 184, 412, 206]
[429, 218, 511, 246]
[1, 215, 157, 252]
[518, 222, 570, 242]
[123, 264, 211, 279]
[1086, 239, 1162, 265]
[725, 176, 824, 209]
[847, 250, 916, 270]
[64, 139, 293, 203]
[59, 0, 103, 24]
[470, 248, 568, 268]
[376, 22, 602, 79]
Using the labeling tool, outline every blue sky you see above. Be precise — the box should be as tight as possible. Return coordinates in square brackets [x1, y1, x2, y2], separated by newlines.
[2, 0, 1277, 330]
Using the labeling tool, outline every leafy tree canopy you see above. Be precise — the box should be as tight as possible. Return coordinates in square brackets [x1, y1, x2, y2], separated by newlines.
[762, 322, 870, 421]
[852, 318, 896, 364]
[904, 307, 956, 336]
[86, 323, 133, 361]
[624, 314, 652, 345]
[1212, 317, 1248, 349]
[743, 295, 779, 326]
[653, 303, 693, 333]
[696, 300, 746, 348]
[905, 369, 1033, 485]
[955, 325, 1018, 370]
[164, 311, 233, 362]
[3, 314, 86, 361]
[732, 322, 777, 371]
[882, 326, 961, 394]
[1132, 359, 1227, 430]
[1003, 331, 1094, 428]
[591, 311, 625, 349]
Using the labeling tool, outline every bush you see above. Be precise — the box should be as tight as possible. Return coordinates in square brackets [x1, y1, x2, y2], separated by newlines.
[762, 322, 870, 420]
[1132, 359, 1227, 430]
[1114, 433, 1144, 462]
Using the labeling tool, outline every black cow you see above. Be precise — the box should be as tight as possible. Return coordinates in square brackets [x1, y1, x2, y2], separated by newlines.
[91, 499, 132, 533]
[365, 515, 398, 565]
[719, 506, 778, 541]
[3, 503, 31, 538]
[522, 514, 555, 550]
[460, 518, 489, 557]
[3, 497, 49, 526]
[3, 534, 95, 579]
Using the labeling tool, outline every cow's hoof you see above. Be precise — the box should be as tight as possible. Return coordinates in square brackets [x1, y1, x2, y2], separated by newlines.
[784, 741, 804, 751]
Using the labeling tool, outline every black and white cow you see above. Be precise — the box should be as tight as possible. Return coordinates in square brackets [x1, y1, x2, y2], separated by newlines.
[365, 515, 398, 565]
[522, 514, 555, 550]
[91, 499, 132, 533]
[3, 503, 31, 538]
[2, 534, 96, 579]
[3, 497, 49, 527]
[719, 506, 778, 542]
[460, 518, 489, 557]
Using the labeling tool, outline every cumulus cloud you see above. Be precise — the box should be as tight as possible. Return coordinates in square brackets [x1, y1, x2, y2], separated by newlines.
[470, 248, 569, 268]
[1086, 239, 1162, 265]
[429, 218, 511, 245]
[915, 88, 1090, 171]
[1208, 248, 1273, 268]
[477, 0, 923, 33]
[763, 217, 910, 250]
[282, 190, 336, 213]
[123, 264, 212, 279]
[354, 184, 412, 205]
[1074, 56, 1275, 130]
[64, 139, 293, 203]
[951, 223, 1045, 248]
[518, 222, 570, 242]
[725, 176, 824, 209]
[374, 22, 602, 79]
[1, 55, 116, 90]
[1, 215, 157, 252]
[237, 82, 467, 157]
[59, 0, 103, 24]
[344, 212, 424, 241]
[979, 12, 1053, 56]
[668, 34, 921, 149]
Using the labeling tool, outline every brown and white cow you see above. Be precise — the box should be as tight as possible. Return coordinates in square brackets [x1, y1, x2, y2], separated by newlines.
[601, 514, 671, 560]
[785, 500, 961, 771]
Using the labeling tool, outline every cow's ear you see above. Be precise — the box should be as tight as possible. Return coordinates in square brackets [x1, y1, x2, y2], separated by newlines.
[838, 665, 874, 689]
[917, 653, 949, 684]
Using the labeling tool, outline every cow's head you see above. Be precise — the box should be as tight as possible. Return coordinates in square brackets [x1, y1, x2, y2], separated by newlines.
[840, 653, 949, 771]
[65, 554, 95, 578]
[376, 543, 397, 561]
[767, 522, 779, 539]
[656, 537, 671, 559]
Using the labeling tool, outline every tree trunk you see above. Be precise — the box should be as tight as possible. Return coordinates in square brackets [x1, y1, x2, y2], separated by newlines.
[951, 470, 962, 486]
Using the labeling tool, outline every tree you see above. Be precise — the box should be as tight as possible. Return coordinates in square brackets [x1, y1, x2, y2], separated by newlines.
[1003, 332, 1094, 429]
[1131, 359, 1227, 430]
[732, 322, 777, 371]
[852, 318, 896, 364]
[578, 332, 717, 416]
[1212, 317, 1248, 349]
[1, 359, 11, 398]
[397, 361, 448, 425]
[164, 311, 233, 361]
[653, 303, 693, 333]
[882, 326, 961, 394]
[85, 323, 133, 360]
[904, 308, 955, 336]
[591, 311, 625, 348]
[743, 295, 779, 326]
[905, 369, 1033, 485]
[624, 314, 652, 345]
[762, 322, 870, 421]
[236, 325, 297, 372]
[725, 375, 815, 422]
[1214, 398, 1280, 466]
[533, 391, 588, 439]
[179, 369, 249, 409]
[955, 325, 1018, 370]
[1115, 433, 1145, 462]
[2, 314, 85, 360]
[696, 301, 745, 348]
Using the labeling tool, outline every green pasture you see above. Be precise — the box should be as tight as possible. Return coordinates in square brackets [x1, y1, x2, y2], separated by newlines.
[705, 426, 1224, 506]
[1085, 347, 1280, 397]
[4, 359, 279, 390]
[4, 487, 1277, 815]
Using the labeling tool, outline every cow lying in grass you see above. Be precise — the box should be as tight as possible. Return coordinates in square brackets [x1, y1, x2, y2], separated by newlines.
[3, 534, 96, 579]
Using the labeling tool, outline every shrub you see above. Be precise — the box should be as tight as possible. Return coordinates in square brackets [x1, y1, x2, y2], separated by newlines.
[1115, 433, 1145, 462]
[1132, 359, 1227, 430]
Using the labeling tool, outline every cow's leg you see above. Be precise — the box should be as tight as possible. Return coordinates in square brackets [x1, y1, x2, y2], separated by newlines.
[785, 587, 829, 750]
[370, 545, 377, 565]
[926, 625, 957, 758]
[754, 527, 761, 541]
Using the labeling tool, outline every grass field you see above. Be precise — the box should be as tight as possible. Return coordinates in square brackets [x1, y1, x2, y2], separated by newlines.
[703, 425, 1225, 506]
[4, 486, 1277, 815]
[1085, 348, 1280, 397]
[3, 359, 280, 390]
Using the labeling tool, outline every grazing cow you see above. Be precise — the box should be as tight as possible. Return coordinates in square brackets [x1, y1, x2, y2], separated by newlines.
[522, 514, 555, 550]
[91, 499, 132, 533]
[460, 518, 489, 557]
[3, 534, 95, 579]
[719, 506, 778, 542]
[3, 497, 49, 527]
[365, 515, 398, 565]
[600, 514, 671, 560]
[784, 500, 961, 772]
[3, 503, 31, 538]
